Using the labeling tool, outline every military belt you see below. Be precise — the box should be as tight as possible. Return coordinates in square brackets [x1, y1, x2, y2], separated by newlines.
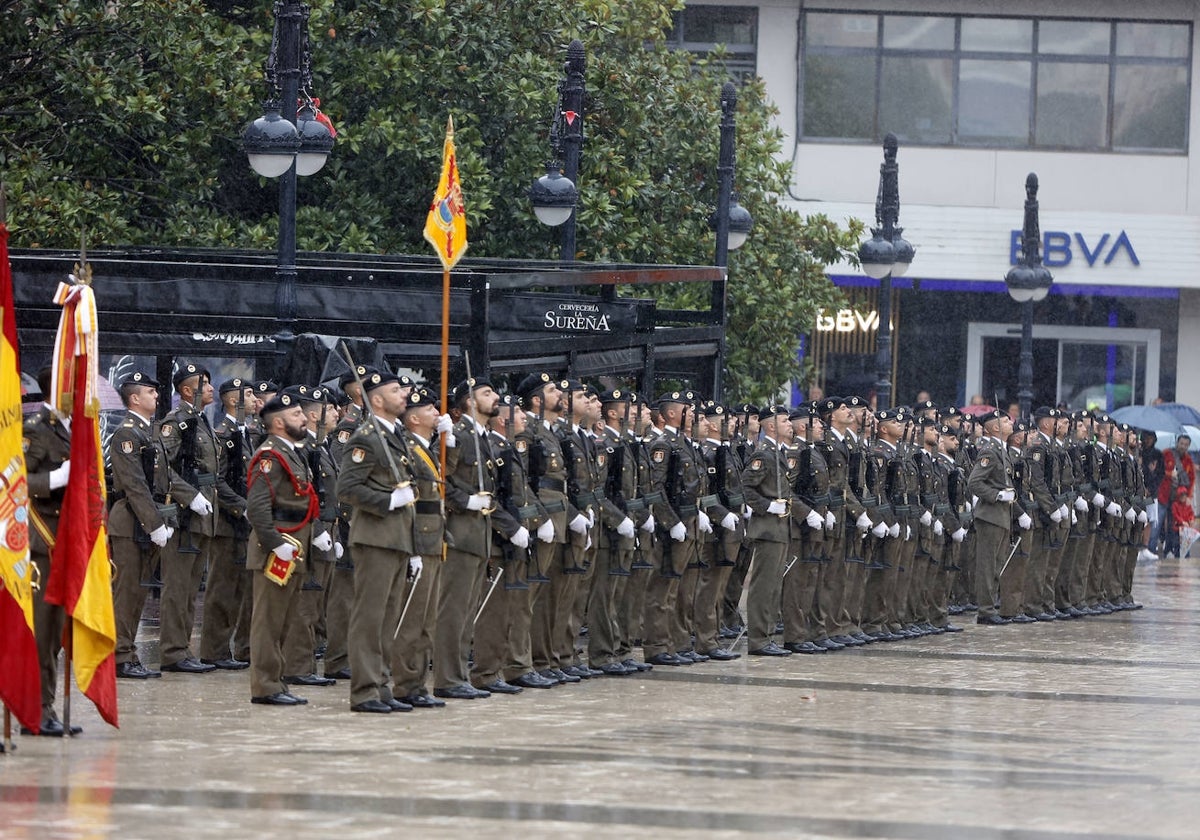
[574, 491, 600, 507]
[516, 504, 542, 521]
[699, 494, 721, 510]
[624, 498, 647, 512]
[194, 472, 217, 487]
[538, 477, 567, 493]
[415, 500, 442, 515]
[275, 508, 309, 524]
[541, 499, 566, 514]
[677, 504, 699, 517]
[724, 492, 745, 508]
[642, 492, 665, 504]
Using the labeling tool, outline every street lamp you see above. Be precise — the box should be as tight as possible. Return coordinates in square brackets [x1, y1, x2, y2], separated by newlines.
[857, 133, 913, 410]
[1004, 173, 1054, 420]
[530, 39, 585, 262]
[706, 80, 753, 400]
[241, 0, 334, 379]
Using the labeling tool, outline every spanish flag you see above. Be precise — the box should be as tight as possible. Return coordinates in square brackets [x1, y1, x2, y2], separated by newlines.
[0, 215, 42, 734]
[44, 269, 118, 728]
[423, 116, 468, 271]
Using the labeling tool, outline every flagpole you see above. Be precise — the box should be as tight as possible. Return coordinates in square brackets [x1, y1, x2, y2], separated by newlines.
[62, 626, 73, 736]
[0, 183, 6, 752]
[439, 265, 450, 496]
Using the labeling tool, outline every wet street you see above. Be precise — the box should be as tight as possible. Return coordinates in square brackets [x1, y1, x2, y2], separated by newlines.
[2, 557, 1199, 840]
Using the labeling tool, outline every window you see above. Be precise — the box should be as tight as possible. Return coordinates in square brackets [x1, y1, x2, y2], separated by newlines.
[667, 6, 758, 81]
[801, 12, 1191, 152]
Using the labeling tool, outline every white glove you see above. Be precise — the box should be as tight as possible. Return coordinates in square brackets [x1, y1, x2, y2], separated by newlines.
[905, 525, 913, 541]
[856, 512, 872, 531]
[871, 521, 889, 538]
[964, 499, 973, 512]
[996, 489, 1015, 503]
[951, 527, 967, 543]
[273, 541, 296, 561]
[1124, 507, 1136, 522]
[824, 511, 836, 530]
[742, 505, 752, 521]
[437, 414, 456, 448]
[149, 524, 173, 547]
[669, 521, 687, 542]
[933, 520, 944, 536]
[616, 517, 636, 539]
[1050, 508, 1064, 523]
[920, 510, 933, 526]
[1058, 504, 1069, 519]
[585, 534, 593, 550]
[640, 514, 656, 533]
[720, 512, 739, 531]
[1018, 512, 1032, 530]
[389, 485, 415, 509]
[189, 494, 213, 516]
[49, 461, 71, 490]
[1070, 510, 1078, 526]
[1074, 496, 1088, 511]
[585, 509, 595, 529]
[467, 493, 493, 512]
[1137, 510, 1148, 524]
[888, 523, 900, 539]
[537, 519, 555, 543]
[1093, 492, 1106, 507]
[767, 500, 787, 516]
[312, 531, 334, 552]
[569, 513, 588, 534]
[509, 526, 530, 549]
[1106, 501, 1121, 516]
[334, 542, 344, 559]
[804, 509, 822, 529]
[408, 556, 423, 576]
[971, 495, 979, 508]
[697, 510, 713, 534]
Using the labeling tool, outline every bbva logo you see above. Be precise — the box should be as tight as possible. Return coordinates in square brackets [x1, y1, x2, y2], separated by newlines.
[1009, 231, 1139, 269]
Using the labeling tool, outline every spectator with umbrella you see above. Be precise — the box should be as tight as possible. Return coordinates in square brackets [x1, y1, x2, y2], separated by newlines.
[1159, 434, 1195, 558]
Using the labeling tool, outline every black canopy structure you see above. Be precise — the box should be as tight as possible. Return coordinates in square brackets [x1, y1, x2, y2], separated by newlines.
[10, 247, 726, 395]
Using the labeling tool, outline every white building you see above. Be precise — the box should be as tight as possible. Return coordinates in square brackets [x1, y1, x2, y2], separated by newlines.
[675, 0, 1200, 409]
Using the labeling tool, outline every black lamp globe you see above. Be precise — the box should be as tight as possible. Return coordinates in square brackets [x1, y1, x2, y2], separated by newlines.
[242, 103, 300, 178]
[530, 165, 578, 227]
[295, 103, 335, 176]
[858, 227, 896, 279]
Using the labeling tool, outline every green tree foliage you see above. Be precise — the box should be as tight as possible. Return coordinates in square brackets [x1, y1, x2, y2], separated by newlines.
[1, 0, 861, 400]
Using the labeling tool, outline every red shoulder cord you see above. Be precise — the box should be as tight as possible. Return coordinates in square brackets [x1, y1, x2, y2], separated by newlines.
[247, 449, 320, 533]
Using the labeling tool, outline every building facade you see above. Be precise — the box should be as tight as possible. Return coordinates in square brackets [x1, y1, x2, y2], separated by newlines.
[680, 0, 1200, 409]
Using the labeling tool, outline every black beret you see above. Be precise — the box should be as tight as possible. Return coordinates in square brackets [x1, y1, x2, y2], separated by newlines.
[790, 405, 818, 420]
[913, 399, 937, 411]
[981, 409, 1008, 423]
[498, 393, 522, 409]
[516, 372, 554, 399]
[1013, 419, 1031, 433]
[254, 380, 280, 395]
[758, 404, 789, 421]
[119, 371, 159, 389]
[451, 376, 494, 404]
[702, 403, 726, 418]
[362, 370, 400, 393]
[658, 390, 689, 406]
[218, 377, 248, 395]
[937, 423, 953, 435]
[298, 385, 331, 406]
[172, 362, 210, 389]
[942, 405, 961, 417]
[915, 415, 938, 428]
[261, 388, 302, 416]
[819, 396, 845, 414]
[599, 388, 632, 405]
[845, 395, 868, 409]
[338, 365, 377, 388]
[403, 386, 438, 412]
[875, 408, 903, 422]
[735, 402, 758, 416]
[1033, 405, 1057, 420]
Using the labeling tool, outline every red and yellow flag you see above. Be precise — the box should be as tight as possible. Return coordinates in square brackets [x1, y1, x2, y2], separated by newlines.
[423, 116, 468, 271]
[0, 217, 42, 734]
[44, 268, 118, 728]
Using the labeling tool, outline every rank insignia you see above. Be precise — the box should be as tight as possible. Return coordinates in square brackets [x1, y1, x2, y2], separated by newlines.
[351, 448, 366, 464]
[597, 453, 606, 467]
[22, 438, 30, 453]
[260, 460, 273, 474]
[515, 440, 527, 453]
[161, 425, 172, 437]
[652, 449, 666, 464]
[121, 440, 134, 454]
[337, 430, 351, 443]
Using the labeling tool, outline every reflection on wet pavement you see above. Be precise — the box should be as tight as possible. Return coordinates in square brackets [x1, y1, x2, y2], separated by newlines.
[2, 559, 1198, 838]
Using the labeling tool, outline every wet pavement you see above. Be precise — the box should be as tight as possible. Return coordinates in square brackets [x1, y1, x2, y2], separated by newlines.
[3, 558, 1199, 839]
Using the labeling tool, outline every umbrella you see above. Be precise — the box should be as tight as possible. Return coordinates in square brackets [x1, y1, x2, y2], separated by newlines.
[1155, 402, 1200, 426]
[959, 404, 998, 417]
[1110, 405, 1184, 435]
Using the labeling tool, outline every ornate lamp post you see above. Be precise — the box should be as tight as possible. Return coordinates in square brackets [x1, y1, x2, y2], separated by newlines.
[1004, 173, 1054, 420]
[241, 1, 334, 378]
[706, 81, 753, 401]
[857, 134, 913, 410]
[530, 39, 586, 262]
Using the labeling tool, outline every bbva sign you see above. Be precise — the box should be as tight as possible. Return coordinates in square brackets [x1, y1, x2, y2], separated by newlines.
[1009, 230, 1139, 268]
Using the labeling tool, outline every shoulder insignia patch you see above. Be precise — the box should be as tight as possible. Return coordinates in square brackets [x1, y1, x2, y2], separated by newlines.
[979, 456, 991, 467]
[161, 424, 172, 437]
[337, 430, 351, 443]
[597, 453, 606, 467]
[121, 440, 134, 454]
[259, 459, 273, 474]
[787, 457, 798, 471]
[652, 449, 666, 464]
[515, 439, 527, 453]
[1032, 452, 1041, 461]
[351, 448, 366, 464]
[22, 437, 30, 453]
[748, 458, 763, 471]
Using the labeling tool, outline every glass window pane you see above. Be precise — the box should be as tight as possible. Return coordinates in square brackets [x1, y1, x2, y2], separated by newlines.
[803, 54, 876, 139]
[959, 60, 1030, 144]
[683, 6, 757, 46]
[880, 56, 953, 143]
[1116, 22, 1189, 58]
[805, 13, 878, 49]
[1113, 64, 1189, 150]
[883, 15, 954, 50]
[961, 18, 1032, 53]
[1038, 20, 1111, 55]
[1035, 62, 1109, 147]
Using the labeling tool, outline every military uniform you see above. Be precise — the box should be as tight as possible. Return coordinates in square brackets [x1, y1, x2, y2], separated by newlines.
[107, 383, 174, 678]
[968, 425, 1018, 623]
[741, 407, 793, 656]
